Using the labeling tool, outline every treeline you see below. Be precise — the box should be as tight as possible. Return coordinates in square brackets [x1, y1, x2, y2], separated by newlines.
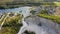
[0, 1, 59, 9]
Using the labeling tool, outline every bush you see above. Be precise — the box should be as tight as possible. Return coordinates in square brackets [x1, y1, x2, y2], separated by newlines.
[40, 10, 48, 14]
[30, 10, 36, 15]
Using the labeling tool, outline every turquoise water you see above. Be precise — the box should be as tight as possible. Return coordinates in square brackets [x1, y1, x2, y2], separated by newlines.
[0, 6, 32, 17]
[0, 6, 31, 13]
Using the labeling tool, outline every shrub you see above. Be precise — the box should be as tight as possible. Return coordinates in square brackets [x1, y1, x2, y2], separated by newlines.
[30, 10, 36, 15]
[40, 10, 48, 14]
[24, 30, 35, 34]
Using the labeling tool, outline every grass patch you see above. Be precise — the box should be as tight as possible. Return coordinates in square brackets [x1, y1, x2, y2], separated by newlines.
[0, 26, 22, 34]
[37, 14, 60, 24]
[0, 14, 23, 34]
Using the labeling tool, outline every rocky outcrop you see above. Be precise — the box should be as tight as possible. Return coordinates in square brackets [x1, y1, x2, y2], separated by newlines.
[25, 16, 60, 34]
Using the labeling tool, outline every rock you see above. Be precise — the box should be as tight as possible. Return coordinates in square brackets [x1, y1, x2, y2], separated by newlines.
[25, 16, 60, 34]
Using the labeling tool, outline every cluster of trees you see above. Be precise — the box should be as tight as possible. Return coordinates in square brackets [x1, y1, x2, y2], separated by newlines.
[0, 0, 60, 9]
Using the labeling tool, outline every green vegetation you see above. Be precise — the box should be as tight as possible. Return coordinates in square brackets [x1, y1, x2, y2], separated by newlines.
[0, 15, 7, 25]
[54, 2, 60, 6]
[25, 15, 31, 18]
[30, 10, 36, 15]
[24, 30, 35, 34]
[0, 27, 20, 34]
[0, 0, 60, 9]
[0, 14, 23, 34]
[37, 10, 60, 24]
[40, 10, 48, 14]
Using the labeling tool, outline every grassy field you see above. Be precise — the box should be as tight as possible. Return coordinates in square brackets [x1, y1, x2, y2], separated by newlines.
[37, 14, 60, 24]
